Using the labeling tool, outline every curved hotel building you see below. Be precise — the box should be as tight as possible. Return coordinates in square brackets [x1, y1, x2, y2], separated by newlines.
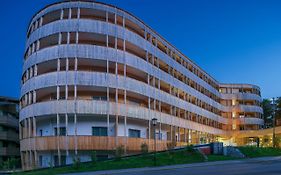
[20, 0, 263, 169]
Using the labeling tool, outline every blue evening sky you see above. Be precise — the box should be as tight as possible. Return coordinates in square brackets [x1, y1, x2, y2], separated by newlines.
[0, 0, 280, 99]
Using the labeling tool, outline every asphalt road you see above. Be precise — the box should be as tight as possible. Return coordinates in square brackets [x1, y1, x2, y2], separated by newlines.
[64, 156, 281, 175]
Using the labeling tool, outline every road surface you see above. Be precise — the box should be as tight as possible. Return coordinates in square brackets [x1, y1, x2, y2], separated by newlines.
[63, 156, 281, 175]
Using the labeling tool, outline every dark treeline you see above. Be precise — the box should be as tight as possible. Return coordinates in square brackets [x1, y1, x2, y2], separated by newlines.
[262, 97, 281, 128]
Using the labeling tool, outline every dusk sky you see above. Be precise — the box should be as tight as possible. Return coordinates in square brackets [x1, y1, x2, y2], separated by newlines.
[0, 0, 280, 99]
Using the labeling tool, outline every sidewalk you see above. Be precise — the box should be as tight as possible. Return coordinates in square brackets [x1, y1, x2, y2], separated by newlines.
[61, 156, 281, 175]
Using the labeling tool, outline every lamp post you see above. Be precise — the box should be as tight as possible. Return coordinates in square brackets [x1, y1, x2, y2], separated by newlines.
[272, 98, 276, 148]
[152, 118, 158, 166]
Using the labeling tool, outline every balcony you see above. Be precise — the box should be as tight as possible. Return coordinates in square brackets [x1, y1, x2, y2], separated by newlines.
[20, 136, 187, 152]
[0, 147, 20, 156]
[0, 131, 19, 142]
[0, 114, 18, 128]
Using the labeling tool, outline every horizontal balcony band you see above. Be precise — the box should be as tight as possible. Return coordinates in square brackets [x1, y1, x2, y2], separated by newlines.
[19, 100, 226, 135]
[0, 115, 18, 128]
[0, 147, 20, 156]
[0, 131, 19, 142]
[224, 104, 263, 114]
[233, 126, 281, 138]
[233, 117, 264, 125]
[20, 136, 185, 152]
[219, 83, 260, 91]
[220, 93, 262, 102]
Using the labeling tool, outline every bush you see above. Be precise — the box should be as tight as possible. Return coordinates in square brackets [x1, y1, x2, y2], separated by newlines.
[48, 161, 53, 168]
[167, 141, 176, 150]
[141, 143, 149, 155]
[72, 156, 81, 169]
[115, 145, 125, 160]
[185, 145, 194, 152]
[2, 158, 19, 171]
[91, 151, 97, 164]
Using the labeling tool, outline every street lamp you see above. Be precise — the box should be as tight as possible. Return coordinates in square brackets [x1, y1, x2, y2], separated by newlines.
[272, 98, 277, 148]
[152, 118, 158, 166]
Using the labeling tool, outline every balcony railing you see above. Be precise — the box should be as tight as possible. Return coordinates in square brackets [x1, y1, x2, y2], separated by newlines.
[0, 114, 18, 128]
[0, 147, 20, 156]
[20, 136, 189, 152]
[0, 131, 19, 142]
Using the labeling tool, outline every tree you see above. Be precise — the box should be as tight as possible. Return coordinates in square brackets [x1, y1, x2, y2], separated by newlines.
[276, 97, 281, 120]
[262, 99, 274, 128]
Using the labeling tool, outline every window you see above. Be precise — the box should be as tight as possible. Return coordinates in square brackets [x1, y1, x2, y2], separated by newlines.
[54, 127, 66, 136]
[92, 127, 108, 136]
[129, 129, 140, 138]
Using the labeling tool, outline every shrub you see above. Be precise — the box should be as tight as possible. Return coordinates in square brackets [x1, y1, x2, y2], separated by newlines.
[2, 158, 19, 171]
[91, 151, 97, 164]
[167, 141, 176, 150]
[72, 156, 81, 169]
[115, 145, 125, 160]
[185, 145, 194, 152]
[141, 143, 149, 155]
[48, 161, 53, 168]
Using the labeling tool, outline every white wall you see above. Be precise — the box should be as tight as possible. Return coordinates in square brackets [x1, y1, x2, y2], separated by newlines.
[36, 115, 168, 140]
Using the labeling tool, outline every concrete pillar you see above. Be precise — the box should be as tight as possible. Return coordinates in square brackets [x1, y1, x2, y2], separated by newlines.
[28, 117, 31, 138]
[56, 114, 61, 166]
[74, 113, 77, 155]
[184, 128, 187, 143]
[115, 62, 119, 147]
[33, 117, 36, 137]
[124, 63, 127, 154]
[68, 8, 72, 19]
[178, 127, 180, 143]
[65, 113, 69, 156]
[170, 125, 173, 141]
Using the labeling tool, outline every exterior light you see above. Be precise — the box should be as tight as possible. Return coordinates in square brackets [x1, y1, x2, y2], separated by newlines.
[152, 118, 158, 126]
[151, 117, 158, 166]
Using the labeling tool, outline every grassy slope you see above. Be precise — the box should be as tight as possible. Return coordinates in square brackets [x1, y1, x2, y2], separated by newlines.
[238, 147, 281, 158]
[207, 155, 240, 161]
[17, 147, 281, 175]
[16, 149, 205, 175]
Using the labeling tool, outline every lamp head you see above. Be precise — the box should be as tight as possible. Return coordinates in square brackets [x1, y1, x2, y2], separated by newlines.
[152, 118, 158, 126]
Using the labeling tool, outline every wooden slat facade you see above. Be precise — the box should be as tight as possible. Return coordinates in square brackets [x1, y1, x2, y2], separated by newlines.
[20, 136, 184, 152]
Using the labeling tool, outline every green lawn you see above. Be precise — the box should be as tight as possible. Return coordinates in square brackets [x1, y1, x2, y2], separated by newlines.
[238, 146, 281, 158]
[18, 147, 272, 175]
[15, 149, 206, 175]
[207, 155, 241, 161]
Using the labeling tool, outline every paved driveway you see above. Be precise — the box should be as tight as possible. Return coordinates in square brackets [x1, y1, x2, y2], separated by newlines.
[62, 156, 281, 175]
